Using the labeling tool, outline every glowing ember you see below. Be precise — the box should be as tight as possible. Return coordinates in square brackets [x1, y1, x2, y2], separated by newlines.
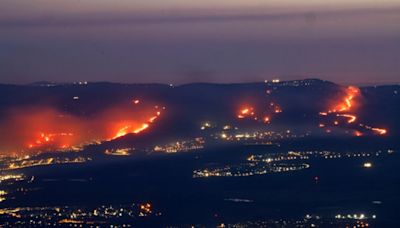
[354, 131, 363, 137]
[337, 114, 357, 123]
[241, 108, 250, 114]
[237, 107, 255, 119]
[371, 128, 387, 135]
[274, 107, 282, 113]
[236, 99, 283, 124]
[149, 116, 157, 123]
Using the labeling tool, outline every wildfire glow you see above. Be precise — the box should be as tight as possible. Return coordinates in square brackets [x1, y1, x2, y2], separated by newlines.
[111, 123, 150, 140]
[241, 108, 250, 114]
[371, 128, 387, 135]
[237, 107, 254, 119]
[28, 132, 74, 149]
[134, 123, 149, 134]
[107, 104, 162, 140]
[337, 114, 357, 123]
[0, 100, 164, 155]
[320, 86, 388, 137]
[149, 116, 157, 123]
[329, 86, 360, 113]
[236, 100, 283, 124]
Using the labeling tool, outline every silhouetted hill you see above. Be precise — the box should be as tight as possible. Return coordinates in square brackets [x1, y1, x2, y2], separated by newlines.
[0, 79, 399, 152]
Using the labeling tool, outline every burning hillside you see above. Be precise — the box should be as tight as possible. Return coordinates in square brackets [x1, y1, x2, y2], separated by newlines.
[319, 86, 387, 136]
[0, 100, 164, 155]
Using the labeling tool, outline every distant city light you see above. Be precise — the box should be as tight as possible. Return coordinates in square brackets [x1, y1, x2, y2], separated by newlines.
[363, 162, 372, 168]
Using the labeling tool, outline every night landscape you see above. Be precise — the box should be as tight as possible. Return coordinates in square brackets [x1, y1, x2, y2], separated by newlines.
[0, 0, 400, 227]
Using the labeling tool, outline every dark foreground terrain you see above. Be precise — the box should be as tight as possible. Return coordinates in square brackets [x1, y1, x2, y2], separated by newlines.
[0, 80, 399, 227]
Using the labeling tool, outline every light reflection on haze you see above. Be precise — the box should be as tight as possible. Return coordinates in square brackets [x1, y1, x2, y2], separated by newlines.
[0, 1, 399, 84]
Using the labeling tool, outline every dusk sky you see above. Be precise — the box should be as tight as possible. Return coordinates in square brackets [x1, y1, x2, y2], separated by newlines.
[1, 0, 399, 84]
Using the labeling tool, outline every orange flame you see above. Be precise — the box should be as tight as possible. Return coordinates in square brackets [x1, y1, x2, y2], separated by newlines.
[337, 114, 357, 123]
[371, 128, 387, 135]
[241, 108, 250, 114]
[354, 131, 363, 137]
[0, 99, 164, 155]
[320, 86, 388, 137]
[329, 86, 360, 113]
[112, 123, 150, 140]
[28, 132, 74, 149]
[236, 101, 283, 124]
[237, 107, 254, 119]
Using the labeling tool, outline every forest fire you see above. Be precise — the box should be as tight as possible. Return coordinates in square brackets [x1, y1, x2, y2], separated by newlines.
[237, 107, 254, 119]
[0, 100, 164, 155]
[111, 123, 150, 140]
[374, 129, 387, 135]
[110, 106, 162, 139]
[329, 86, 360, 113]
[320, 86, 387, 136]
[237, 100, 283, 124]
[337, 114, 357, 123]
[28, 133, 74, 149]
[241, 108, 250, 114]
[371, 128, 387, 135]
[0, 108, 85, 155]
